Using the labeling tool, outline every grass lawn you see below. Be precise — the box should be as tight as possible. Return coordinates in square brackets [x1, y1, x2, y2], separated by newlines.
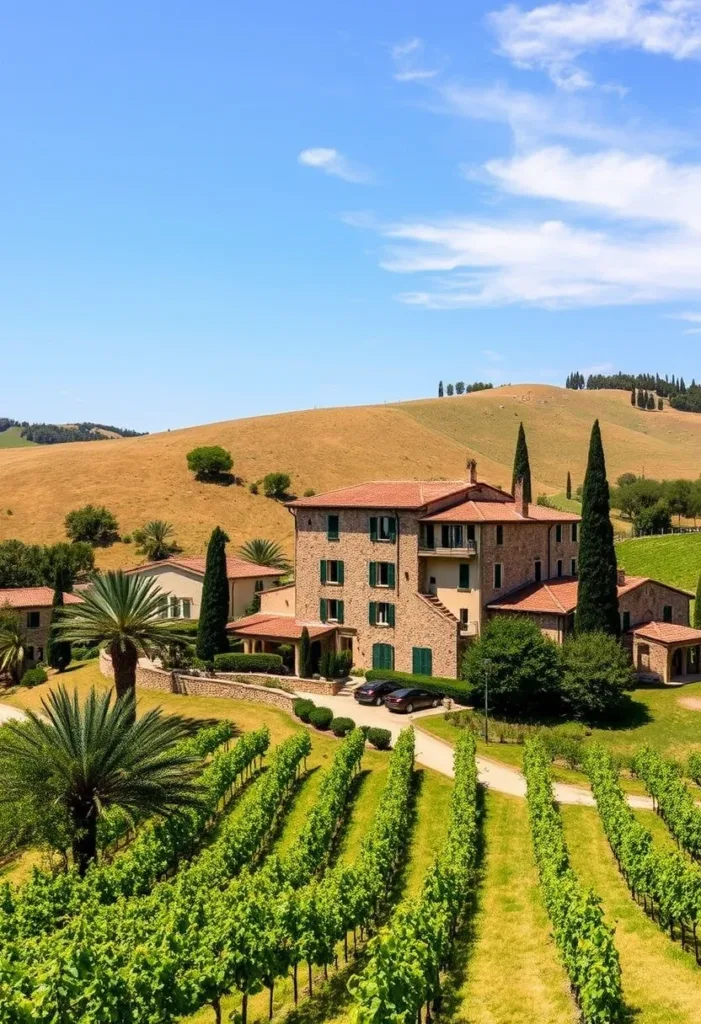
[615, 533, 701, 594]
[445, 790, 576, 1024]
[562, 804, 701, 1024]
[0, 426, 35, 448]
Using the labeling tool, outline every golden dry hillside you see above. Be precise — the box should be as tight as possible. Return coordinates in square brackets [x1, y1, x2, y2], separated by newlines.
[2, 384, 701, 569]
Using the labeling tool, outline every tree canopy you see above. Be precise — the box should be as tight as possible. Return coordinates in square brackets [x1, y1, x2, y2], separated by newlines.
[65, 505, 120, 546]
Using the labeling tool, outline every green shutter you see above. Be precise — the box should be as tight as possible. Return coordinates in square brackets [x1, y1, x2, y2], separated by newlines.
[320, 560, 327, 584]
[320, 598, 327, 622]
[388, 517, 397, 543]
[327, 515, 339, 541]
[412, 647, 432, 676]
[337, 600, 344, 625]
[369, 602, 377, 626]
[459, 563, 470, 590]
[369, 561, 376, 587]
[388, 603, 395, 628]
[373, 643, 393, 670]
[388, 562, 396, 589]
[369, 517, 378, 541]
[388, 645, 395, 670]
[338, 560, 344, 585]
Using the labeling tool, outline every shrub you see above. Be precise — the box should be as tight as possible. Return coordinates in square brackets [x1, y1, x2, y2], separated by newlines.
[364, 669, 472, 706]
[213, 652, 283, 674]
[367, 727, 392, 750]
[263, 472, 291, 499]
[461, 616, 561, 717]
[309, 706, 333, 730]
[303, 488, 316, 497]
[249, 482, 259, 495]
[350, 667, 366, 678]
[335, 649, 353, 678]
[294, 698, 315, 722]
[559, 632, 633, 720]
[65, 505, 119, 546]
[21, 666, 48, 688]
[72, 645, 100, 662]
[331, 716, 356, 737]
[161, 619, 200, 638]
[319, 650, 332, 678]
[186, 445, 233, 482]
[122, 534, 132, 544]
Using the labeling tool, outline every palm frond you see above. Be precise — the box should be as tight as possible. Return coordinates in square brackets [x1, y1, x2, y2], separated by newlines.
[237, 538, 291, 571]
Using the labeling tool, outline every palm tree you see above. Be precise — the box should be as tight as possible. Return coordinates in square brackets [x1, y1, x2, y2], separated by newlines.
[134, 520, 180, 561]
[54, 571, 188, 713]
[0, 618, 27, 684]
[0, 686, 203, 875]
[238, 538, 291, 572]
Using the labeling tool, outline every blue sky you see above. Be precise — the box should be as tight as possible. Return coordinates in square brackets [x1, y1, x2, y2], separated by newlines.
[3, 1, 701, 432]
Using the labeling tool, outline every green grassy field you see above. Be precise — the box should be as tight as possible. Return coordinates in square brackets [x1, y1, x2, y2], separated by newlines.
[616, 533, 701, 594]
[0, 426, 35, 448]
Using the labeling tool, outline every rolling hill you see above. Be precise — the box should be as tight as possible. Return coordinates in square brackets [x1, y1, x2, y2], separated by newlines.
[2, 384, 701, 569]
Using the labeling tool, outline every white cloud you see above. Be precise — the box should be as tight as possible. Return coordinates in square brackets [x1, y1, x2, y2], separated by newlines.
[390, 36, 439, 82]
[671, 311, 701, 322]
[298, 148, 372, 184]
[490, 0, 701, 88]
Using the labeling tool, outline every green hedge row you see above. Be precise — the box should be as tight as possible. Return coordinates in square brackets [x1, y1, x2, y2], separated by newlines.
[213, 652, 283, 674]
[364, 669, 474, 706]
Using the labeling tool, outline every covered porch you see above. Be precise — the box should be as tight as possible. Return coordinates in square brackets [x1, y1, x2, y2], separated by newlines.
[627, 621, 701, 684]
[227, 612, 338, 676]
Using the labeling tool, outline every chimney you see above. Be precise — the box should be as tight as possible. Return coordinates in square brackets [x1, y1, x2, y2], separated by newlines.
[617, 568, 626, 587]
[466, 459, 477, 485]
[514, 477, 528, 518]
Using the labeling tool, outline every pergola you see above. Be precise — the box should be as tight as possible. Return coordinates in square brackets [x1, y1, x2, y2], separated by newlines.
[227, 612, 337, 676]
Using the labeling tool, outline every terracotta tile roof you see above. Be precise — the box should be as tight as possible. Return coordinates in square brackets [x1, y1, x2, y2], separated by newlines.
[0, 587, 82, 609]
[288, 481, 470, 510]
[487, 574, 651, 615]
[422, 500, 581, 524]
[628, 621, 701, 645]
[227, 613, 335, 640]
[127, 557, 284, 580]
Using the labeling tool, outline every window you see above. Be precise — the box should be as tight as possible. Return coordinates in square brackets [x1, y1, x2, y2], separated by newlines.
[372, 643, 394, 670]
[570, 559, 577, 577]
[458, 563, 470, 590]
[493, 563, 502, 589]
[320, 598, 344, 624]
[327, 514, 339, 541]
[459, 608, 469, 627]
[254, 579, 264, 592]
[369, 561, 395, 588]
[441, 524, 464, 549]
[26, 611, 40, 629]
[369, 601, 395, 627]
[412, 647, 433, 676]
[467, 525, 476, 542]
[321, 559, 344, 585]
[663, 604, 673, 623]
[181, 599, 192, 619]
[370, 515, 396, 543]
[496, 525, 503, 545]
[571, 523, 578, 543]
[555, 524, 562, 544]
[557, 559, 563, 578]
[534, 559, 542, 583]
[422, 523, 435, 549]
[621, 610, 631, 632]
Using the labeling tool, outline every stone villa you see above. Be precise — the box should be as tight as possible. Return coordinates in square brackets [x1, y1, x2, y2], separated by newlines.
[0, 586, 82, 668]
[229, 461, 700, 684]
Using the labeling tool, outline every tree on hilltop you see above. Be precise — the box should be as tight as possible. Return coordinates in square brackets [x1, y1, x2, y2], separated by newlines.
[186, 446, 233, 482]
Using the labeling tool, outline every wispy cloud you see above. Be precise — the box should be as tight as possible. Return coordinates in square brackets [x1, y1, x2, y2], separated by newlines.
[489, 0, 701, 89]
[670, 311, 701, 323]
[482, 348, 504, 361]
[390, 36, 439, 82]
[298, 148, 372, 184]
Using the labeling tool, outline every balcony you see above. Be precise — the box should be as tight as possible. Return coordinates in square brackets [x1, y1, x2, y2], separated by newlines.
[459, 621, 479, 638]
[418, 540, 477, 558]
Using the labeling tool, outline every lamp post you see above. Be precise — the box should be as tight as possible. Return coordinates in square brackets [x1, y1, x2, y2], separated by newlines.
[483, 658, 491, 745]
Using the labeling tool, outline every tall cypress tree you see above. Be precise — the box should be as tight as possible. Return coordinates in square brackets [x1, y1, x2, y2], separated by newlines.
[694, 574, 701, 629]
[47, 562, 72, 671]
[196, 526, 231, 661]
[511, 422, 532, 502]
[630, 385, 636, 406]
[300, 626, 312, 678]
[575, 420, 619, 636]
[438, 381, 444, 398]
[566, 471, 572, 500]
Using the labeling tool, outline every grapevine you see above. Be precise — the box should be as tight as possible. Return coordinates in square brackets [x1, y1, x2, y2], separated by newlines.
[634, 746, 701, 859]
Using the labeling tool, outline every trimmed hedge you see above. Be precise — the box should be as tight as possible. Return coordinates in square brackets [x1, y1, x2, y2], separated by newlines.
[364, 669, 473, 706]
[309, 706, 334, 731]
[367, 726, 392, 750]
[294, 698, 315, 723]
[21, 666, 48, 688]
[331, 716, 356, 737]
[213, 652, 283, 674]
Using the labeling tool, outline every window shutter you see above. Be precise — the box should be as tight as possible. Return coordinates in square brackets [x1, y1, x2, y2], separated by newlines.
[369, 516, 378, 542]
[388, 517, 397, 543]
[320, 560, 327, 585]
[320, 598, 327, 622]
[338, 560, 344, 585]
[369, 561, 376, 587]
[388, 603, 395, 628]
[327, 514, 339, 541]
[337, 600, 344, 625]
[388, 563, 396, 589]
[369, 602, 377, 626]
[459, 563, 470, 589]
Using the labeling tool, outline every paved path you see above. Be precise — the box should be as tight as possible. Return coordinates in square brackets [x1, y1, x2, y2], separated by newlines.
[301, 689, 654, 810]
[0, 703, 26, 725]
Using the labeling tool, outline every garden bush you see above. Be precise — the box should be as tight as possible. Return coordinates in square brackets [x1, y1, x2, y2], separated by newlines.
[309, 706, 334, 731]
[21, 666, 48, 687]
[560, 632, 634, 720]
[64, 505, 119, 546]
[293, 698, 315, 723]
[263, 471, 292, 499]
[367, 726, 392, 750]
[331, 716, 356, 737]
[212, 652, 283, 674]
[364, 669, 472, 705]
[72, 645, 100, 662]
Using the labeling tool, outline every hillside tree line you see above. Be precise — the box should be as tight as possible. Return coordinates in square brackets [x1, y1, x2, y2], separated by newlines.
[565, 371, 701, 413]
[0, 418, 146, 444]
[438, 381, 493, 397]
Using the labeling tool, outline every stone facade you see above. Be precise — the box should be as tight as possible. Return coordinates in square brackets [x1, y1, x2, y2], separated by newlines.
[17, 607, 52, 667]
[619, 579, 689, 629]
[480, 521, 580, 609]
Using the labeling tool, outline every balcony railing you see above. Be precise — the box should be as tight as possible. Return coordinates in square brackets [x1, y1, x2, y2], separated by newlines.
[459, 621, 479, 638]
[418, 540, 477, 557]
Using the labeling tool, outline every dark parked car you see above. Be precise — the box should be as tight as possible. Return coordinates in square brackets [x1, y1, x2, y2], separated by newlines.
[353, 679, 403, 706]
[384, 687, 445, 714]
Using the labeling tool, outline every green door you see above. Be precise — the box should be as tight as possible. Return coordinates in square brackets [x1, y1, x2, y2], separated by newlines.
[412, 647, 432, 676]
[372, 643, 395, 671]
